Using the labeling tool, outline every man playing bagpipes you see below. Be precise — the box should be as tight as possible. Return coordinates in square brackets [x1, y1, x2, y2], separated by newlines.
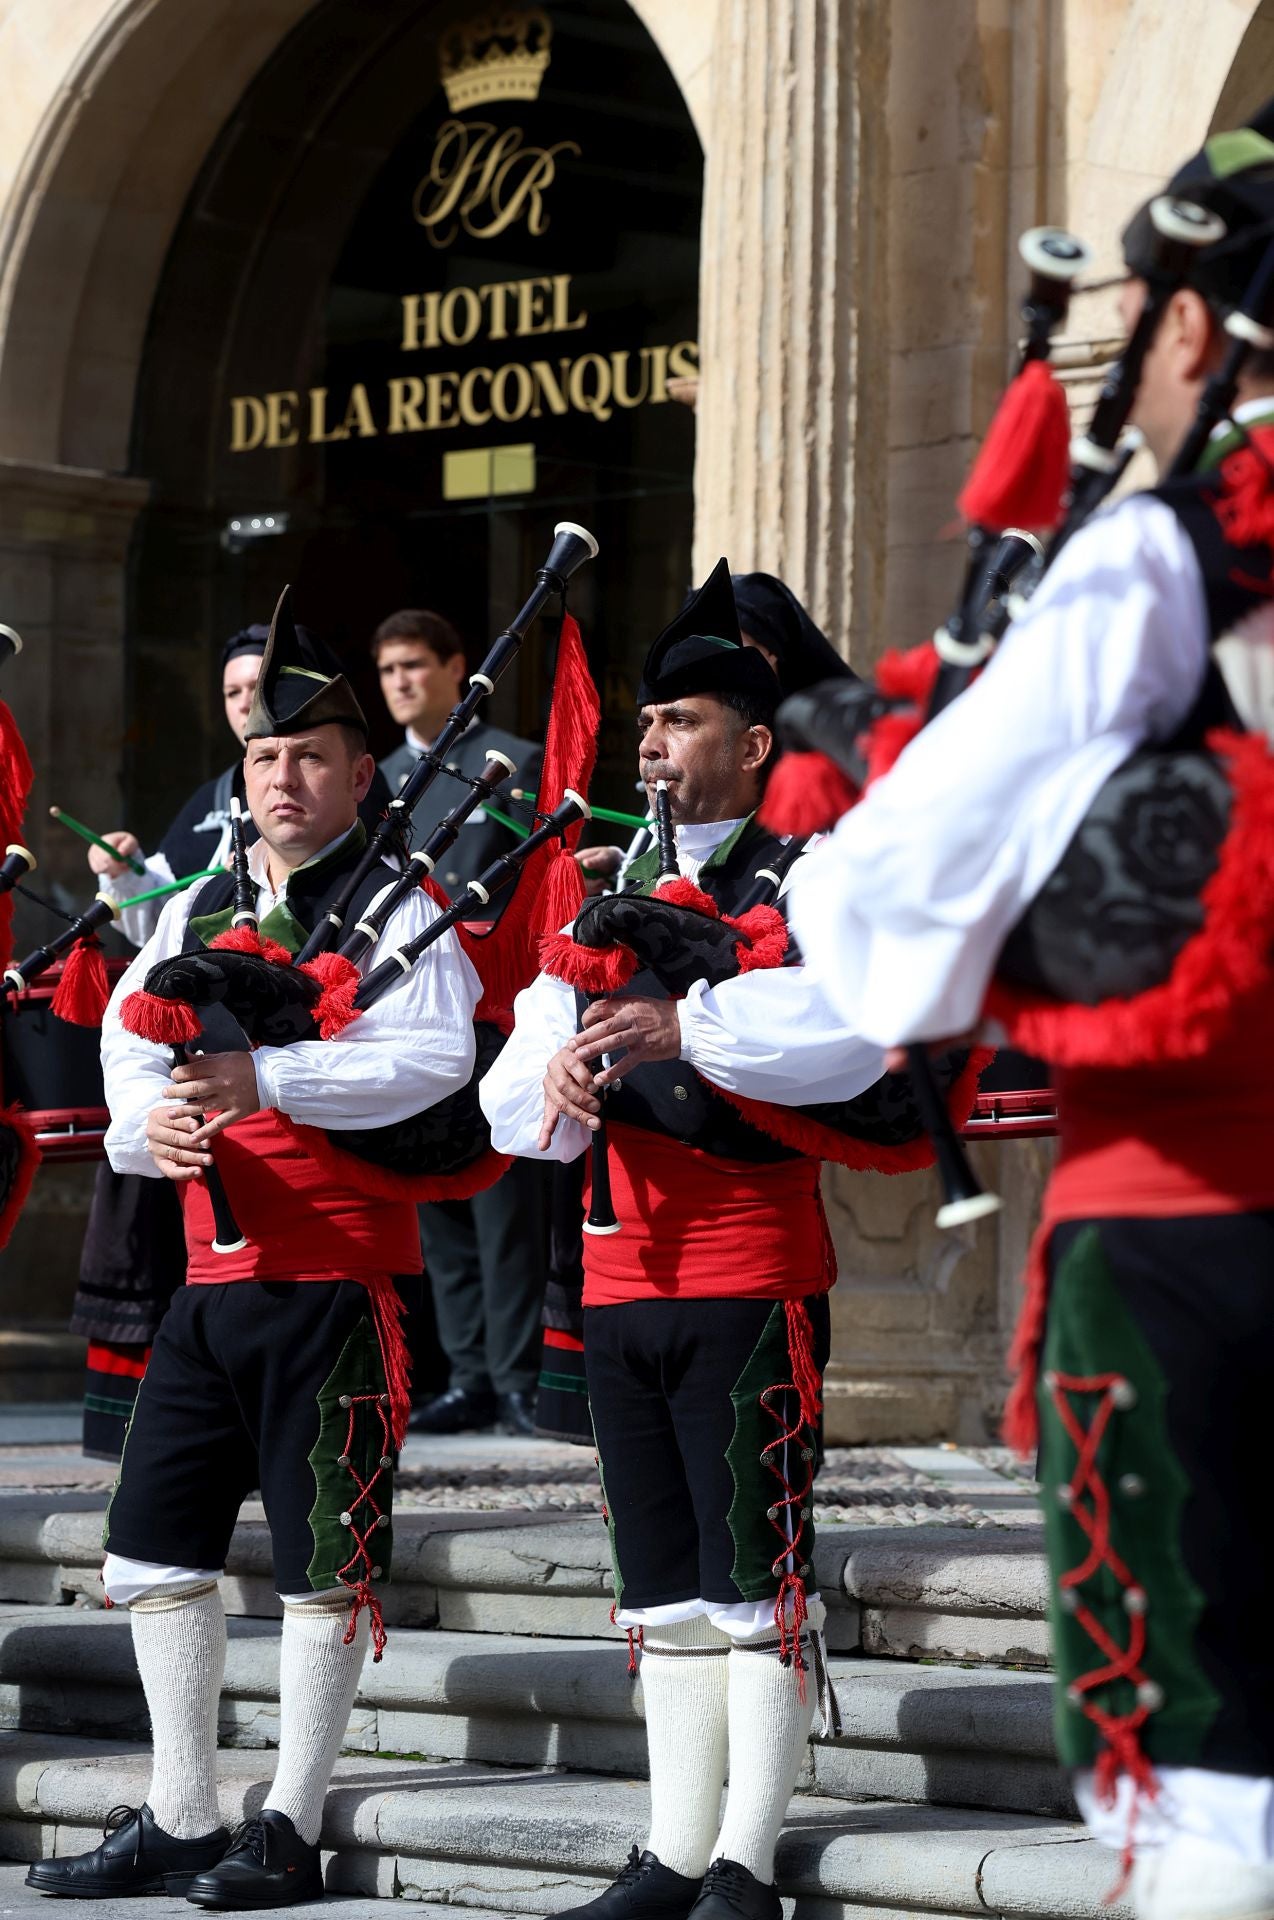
[25, 602, 481, 1908]
[787, 104, 1274, 1920]
[479, 564, 980, 1920]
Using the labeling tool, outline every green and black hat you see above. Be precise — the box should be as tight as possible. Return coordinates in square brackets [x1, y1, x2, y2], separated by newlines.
[244, 586, 368, 741]
[1123, 97, 1274, 314]
[637, 557, 781, 709]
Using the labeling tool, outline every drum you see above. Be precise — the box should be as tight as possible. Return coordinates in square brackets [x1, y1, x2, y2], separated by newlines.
[962, 1049, 1058, 1140]
[0, 957, 128, 1162]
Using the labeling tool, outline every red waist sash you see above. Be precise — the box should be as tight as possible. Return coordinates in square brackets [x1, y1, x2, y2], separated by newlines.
[1049, 995, 1274, 1223]
[581, 1121, 831, 1306]
[178, 1109, 422, 1285]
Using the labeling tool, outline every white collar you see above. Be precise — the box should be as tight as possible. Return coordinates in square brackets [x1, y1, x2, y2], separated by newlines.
[407, 715, 472, 755]
[1231, 395, 1274, 425]
[675, 817, 746, 854]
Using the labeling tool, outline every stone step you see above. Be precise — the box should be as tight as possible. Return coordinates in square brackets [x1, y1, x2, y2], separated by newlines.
[0, 1498, 1051, 1667]
[0, 1605, 1071, 1817]
[0, 1733, 1128, 1917]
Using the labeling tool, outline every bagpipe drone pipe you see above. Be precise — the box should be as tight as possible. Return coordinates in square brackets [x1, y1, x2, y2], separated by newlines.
[117, 524, 601, 1254]
[537, 782, 989, 1239]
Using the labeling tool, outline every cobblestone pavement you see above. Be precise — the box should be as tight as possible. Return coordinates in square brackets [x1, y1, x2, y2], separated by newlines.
[0, 1409, 1040, 1527]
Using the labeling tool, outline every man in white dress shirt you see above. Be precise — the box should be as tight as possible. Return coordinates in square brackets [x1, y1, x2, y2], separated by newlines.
[27, 605, 479, 1910]
[789, 109, 1274, 1920]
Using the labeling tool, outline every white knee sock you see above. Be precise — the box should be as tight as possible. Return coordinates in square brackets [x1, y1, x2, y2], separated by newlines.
[641, 1615, 731, 1878]
[130, 1580, 226, 1840]
[263, 1593, 368, 1846]
[713, 1607, 822, 1884]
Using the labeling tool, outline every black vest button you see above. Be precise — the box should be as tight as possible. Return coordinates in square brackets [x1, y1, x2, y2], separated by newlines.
[673, 1084, 689, 1101]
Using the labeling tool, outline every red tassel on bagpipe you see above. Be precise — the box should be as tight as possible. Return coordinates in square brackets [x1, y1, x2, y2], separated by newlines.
[957, 358, 1072, 531]
[209, 926, 292, 965]
[119, 989, 202, 1047]
[759, 751, 860, 837]
[50, 937, 111, 1027]
[297, 949, 362, 1039]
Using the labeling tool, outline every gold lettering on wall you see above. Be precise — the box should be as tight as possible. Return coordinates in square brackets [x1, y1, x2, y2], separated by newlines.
[228, 342, 699, 451]
[400, 274, 588, 352]
[412, 119, 580, 248]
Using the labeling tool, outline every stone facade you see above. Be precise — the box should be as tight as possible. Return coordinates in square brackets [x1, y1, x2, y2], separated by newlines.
[0, 0, 1270, 1433]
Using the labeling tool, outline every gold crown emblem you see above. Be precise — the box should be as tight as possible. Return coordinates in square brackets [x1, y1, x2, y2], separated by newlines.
[440, 8, 553, 111]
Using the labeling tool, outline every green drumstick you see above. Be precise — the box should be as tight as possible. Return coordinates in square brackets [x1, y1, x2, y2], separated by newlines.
[510, 789, 648, 832]
[49, 806, 148, 876]
[123, 867, 222, 908]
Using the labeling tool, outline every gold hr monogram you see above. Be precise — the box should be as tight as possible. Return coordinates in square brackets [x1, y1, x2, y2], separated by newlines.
[413, 118, 579, 248]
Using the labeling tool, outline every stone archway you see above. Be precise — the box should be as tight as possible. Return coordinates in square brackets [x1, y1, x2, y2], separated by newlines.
[0, 0, 712, 896]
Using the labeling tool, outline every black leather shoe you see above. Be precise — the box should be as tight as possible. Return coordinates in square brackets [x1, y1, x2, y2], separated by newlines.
[564, 1846, 703, 1917]
[407, 1386, 497, 1435]
[688, 1857, 781, 1918]
[496, 1389, 537, 1436]
[25, 1803, 229, 1898]
[183, 1811, 322, 1910]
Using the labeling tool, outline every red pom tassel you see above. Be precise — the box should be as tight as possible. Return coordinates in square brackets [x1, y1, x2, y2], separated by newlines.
[537, 846, 586, 940]
[209, 927, 292, 966]
[875, 641, 941, 705]
[728, 904, 789, 972]
[50, 938, 111, 1028]
[652, 876, 719, 916]
[537, 931, 639, 993]
[957, 358, 1071, 531]
[119, 989, 202, 1046]
[1002, 1221, 1054, 1455]
[297, 950, 362, 1039]
[759, 753, 860, 835]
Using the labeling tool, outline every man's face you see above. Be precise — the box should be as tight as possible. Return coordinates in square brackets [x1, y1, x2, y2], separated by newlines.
[376, 637, 465, 736]
[222, 656, 261, 745]
[637, 695, 771, 825]
[243, 729, 373, 868]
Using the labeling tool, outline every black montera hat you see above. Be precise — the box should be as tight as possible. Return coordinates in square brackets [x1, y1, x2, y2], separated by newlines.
[243, 587, 368, 740]
[1123, 102, 1274, 314]
[637, 558, 781, 709]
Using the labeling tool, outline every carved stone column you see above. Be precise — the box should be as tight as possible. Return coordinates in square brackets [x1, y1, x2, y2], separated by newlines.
[691, 0, 891, 654]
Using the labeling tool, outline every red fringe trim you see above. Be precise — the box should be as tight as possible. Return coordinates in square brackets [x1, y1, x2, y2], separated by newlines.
[0, 1103, 40, 1251]
[275, 1114, 512, 1204]
[208, 927, 293, 966]
[537, 931, 639, 993]
[366, 1271, 413, 1452]
[119, 990, 202, 1047]
[759, 752, 860, 836]
[297, 950, 362, 1039]
[50, 938, 111, 1027]
[1002, 1217, 1053, 1455]
[985, 731, 1274, 1066]
[710, 1045, 993, 1175]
